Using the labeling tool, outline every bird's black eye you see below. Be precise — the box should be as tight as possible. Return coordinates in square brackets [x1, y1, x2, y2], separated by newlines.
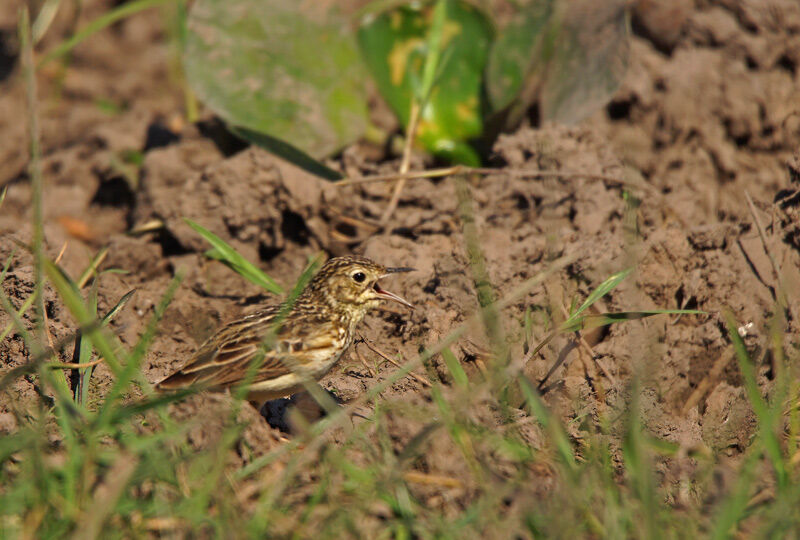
[352, 271, 366, 283]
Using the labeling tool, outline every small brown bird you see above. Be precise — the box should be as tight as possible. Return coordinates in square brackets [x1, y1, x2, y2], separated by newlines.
[157, 256, 413, 407]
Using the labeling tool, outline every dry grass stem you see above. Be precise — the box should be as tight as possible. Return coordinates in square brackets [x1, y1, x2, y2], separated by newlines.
[380, 100, 421, 225]
[361, 337, 431, 388]
[745, 190, 798, 324]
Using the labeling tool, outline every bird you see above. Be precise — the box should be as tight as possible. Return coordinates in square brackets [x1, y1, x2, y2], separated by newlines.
[156, 255, 414, 408]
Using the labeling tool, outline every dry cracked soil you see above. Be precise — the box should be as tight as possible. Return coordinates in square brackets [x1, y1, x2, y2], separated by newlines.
[1, 0, 800, 533]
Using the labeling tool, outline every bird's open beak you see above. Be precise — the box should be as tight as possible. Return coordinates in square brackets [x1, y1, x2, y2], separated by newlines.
[385, 266, 416, 274]
[374, 267, 415, 309]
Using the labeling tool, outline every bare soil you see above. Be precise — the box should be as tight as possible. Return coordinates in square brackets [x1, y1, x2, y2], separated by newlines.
[1, 0, 800, 525]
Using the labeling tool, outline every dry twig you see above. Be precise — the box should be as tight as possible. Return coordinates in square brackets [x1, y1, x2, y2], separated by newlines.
[380, 101, 421, 225]
[361, 337, 432, 387]
[745, 191, 797, 323]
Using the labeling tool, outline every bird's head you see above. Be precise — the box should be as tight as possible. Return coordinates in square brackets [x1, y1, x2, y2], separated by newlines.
[305, 255, 413, 318]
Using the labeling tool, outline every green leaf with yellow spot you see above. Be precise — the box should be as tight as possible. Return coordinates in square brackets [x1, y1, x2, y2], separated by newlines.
[357, 0, 492, 165]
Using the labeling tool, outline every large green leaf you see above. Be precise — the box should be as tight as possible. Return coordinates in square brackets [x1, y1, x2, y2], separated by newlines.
[486, 0, 555, 113]
[539, 1, 629, 124]
[184, 0, 369, 159]
[357, 0, 492, 165]
[486, 0, 629, 126]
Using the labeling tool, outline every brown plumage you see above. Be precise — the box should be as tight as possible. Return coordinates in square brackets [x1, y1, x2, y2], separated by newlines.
[156, 256, 413, 406]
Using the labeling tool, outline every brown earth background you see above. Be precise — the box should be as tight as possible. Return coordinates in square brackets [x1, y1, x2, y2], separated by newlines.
[1, 0, 800, 535]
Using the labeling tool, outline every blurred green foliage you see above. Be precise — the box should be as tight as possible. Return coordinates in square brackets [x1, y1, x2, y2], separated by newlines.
[182, 0, 629, 167]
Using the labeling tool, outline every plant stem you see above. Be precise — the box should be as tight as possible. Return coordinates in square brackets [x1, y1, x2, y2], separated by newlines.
[379, 100, 420, 226]
[379, 0, 448, 227]
[38, 0, 172, 67]
[20, 7, 46, 346]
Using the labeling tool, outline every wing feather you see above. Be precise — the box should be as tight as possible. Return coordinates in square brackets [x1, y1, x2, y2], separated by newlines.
[156, 306, 343, 391]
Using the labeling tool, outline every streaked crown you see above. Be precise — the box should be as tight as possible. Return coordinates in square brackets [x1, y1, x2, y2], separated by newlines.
[301, 256, 413, 320]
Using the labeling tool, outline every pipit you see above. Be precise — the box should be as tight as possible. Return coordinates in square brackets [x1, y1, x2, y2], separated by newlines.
[157, 256, 413, 407]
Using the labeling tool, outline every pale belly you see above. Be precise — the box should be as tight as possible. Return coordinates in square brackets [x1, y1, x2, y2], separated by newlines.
[244, 336, 350, 404]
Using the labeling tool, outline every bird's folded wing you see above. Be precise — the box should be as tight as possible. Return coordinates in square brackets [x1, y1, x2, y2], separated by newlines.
[156, 310, 339, 391]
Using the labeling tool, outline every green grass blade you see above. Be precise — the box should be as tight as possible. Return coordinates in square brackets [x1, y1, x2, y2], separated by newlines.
[526, 269, 635, 361]
[710, 441, 761, 540]
[105, 387, 196, 424]
[69, 451, 139, 540]
[454, 176, 504, 356]
[0, 430, 35, 464]
[43, 259, 122, 375]
[184, 218, 283, 294]
[76, 246, 109, 289]
[724, 312, 787, 489]
[571, 268, 632, 319]
[441, 346, 468, 388]
[74, 283, 98, 405]
[21, 5, 47, 378]
[518, 377, 577, 475]
[621, 378, 660, 540]
[526, 264, 702, 361]
[0, 248, 15, 280]
[31, 0, 61, 44]
[0, 287, 79, 416]
[0, 293, 34, 344]
[523, 305, 533, 353]
[38, 0, 173, 67]
[101, 289, 136, 325]
[0, 249, 24, 343]
[76, 289, 136, 405]
[75, 334, 94, 405]
[282, 253, 321, 303]
[430, 384, 481, 475]
[560, 310, 704, 333]
[418, 0, 447, 102]
[95, 275, 181, 431]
